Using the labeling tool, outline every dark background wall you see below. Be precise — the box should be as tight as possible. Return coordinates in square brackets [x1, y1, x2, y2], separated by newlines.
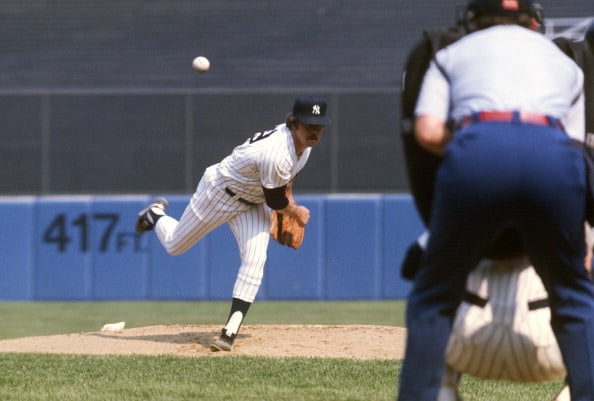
[1, 1, 593, 194]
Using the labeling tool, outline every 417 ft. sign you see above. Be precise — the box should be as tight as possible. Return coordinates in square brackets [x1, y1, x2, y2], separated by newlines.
[42, 213, 143, 253]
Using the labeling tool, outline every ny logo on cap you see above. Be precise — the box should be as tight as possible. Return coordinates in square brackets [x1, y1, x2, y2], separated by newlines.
[312, 105, 321, 115]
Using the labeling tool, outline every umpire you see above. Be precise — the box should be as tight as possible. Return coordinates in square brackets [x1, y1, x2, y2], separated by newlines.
[397, 1, 594, 400]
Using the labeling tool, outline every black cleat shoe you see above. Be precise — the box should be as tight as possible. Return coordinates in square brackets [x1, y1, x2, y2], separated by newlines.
[135, 197, 168, 234]
[210, 331, 235, 352]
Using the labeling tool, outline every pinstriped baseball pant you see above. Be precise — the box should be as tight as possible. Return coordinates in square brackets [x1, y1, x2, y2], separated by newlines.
[398, 123, 594, 401]
[154, 167, 271, 303]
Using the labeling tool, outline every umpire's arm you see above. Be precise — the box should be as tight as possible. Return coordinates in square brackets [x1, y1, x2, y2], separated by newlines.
[415, 114, 450, 156]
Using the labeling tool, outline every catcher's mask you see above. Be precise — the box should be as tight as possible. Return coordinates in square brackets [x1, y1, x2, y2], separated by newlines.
[465, 0, 543, 29]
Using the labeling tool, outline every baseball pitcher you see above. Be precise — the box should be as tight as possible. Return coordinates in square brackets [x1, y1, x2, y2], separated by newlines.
[135, 96, 330, 352]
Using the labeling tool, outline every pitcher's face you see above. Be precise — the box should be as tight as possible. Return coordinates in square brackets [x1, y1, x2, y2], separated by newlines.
[292, 123, 324, 154]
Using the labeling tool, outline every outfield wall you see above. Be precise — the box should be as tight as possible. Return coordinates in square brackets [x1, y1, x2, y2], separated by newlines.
[0, 194, 423, 301]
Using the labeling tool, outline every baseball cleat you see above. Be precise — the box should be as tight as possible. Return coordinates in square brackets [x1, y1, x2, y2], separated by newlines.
[135, 197, 168, 234]
[210, 334, 234, 352]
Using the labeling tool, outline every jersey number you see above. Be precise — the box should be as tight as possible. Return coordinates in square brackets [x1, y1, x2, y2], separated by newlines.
[249, 127, 277, 144]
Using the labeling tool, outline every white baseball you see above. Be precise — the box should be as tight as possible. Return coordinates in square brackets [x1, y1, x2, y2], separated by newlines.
[192, 56, 210, 73]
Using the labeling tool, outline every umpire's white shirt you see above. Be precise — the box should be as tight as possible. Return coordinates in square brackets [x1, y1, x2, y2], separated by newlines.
[416, 25, 585, 141]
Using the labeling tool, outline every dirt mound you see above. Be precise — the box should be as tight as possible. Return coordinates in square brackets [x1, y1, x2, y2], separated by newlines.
[0, 324, 406, 360]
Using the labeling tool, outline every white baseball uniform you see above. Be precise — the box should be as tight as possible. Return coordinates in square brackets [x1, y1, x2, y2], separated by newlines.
[438, 224, 594, 401]
[154, 123, 310, 302]
[446, 257, 566, 383]
[438, 259, 568, 401]
[437, 258, 566, 401]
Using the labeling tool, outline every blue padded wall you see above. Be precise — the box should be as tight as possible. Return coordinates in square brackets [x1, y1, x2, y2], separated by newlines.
[324, 196, 383, 299]
[35, 197, 93, 300]
[0, 194, 422, 301]
[0, 197, 36, 300]
[147, 196, 208, 300]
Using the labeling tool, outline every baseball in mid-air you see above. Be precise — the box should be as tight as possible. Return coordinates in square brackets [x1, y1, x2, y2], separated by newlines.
[192, 56, 210, 73]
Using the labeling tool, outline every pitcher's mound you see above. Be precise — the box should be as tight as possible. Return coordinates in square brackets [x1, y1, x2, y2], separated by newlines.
[0, 324, 406, 360]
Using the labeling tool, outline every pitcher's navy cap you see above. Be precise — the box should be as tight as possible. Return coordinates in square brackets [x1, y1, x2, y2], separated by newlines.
[292, 96, 331, 126]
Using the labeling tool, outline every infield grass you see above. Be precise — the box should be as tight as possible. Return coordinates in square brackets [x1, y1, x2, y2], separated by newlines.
[0, 301, 566, 401]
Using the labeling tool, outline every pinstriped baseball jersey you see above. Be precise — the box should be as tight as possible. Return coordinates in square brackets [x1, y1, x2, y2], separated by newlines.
[217, 124, 311, 204]
[154, 123, 315, 303]
[446, 257, 566, 383]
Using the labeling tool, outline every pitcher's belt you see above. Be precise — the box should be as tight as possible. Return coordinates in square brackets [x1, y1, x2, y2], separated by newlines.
[225, 187, 258, 206]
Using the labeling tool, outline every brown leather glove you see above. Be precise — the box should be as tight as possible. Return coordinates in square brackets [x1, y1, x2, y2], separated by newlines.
[269, 182, 305, 249]
[270, 210, 304, 249]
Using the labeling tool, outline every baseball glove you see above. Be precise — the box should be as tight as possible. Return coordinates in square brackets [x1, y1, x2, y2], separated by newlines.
[270, 182, 304, 249]
[270, 210, 304, 249]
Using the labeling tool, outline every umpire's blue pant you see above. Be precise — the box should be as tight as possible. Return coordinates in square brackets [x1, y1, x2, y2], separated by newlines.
[397, 122, 594, 401]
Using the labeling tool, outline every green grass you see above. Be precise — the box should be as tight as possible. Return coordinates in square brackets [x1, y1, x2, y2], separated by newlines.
[0, 354, 398, 401]
[0, 301, 566, 401]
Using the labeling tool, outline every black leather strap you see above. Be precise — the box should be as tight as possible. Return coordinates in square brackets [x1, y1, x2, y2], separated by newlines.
[463, 290, 549, 311]
[225, 187, 257, 206]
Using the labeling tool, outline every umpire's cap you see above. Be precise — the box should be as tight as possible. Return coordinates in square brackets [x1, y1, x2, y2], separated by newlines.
[586, 20, 594, 52]
[467, 0, 541, 19]
[292, 96, 331, 126]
